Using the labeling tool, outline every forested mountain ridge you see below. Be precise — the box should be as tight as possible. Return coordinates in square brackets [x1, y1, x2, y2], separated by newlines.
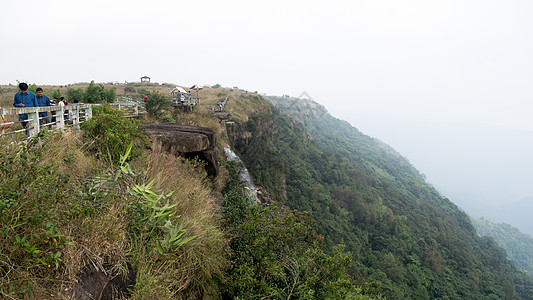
[472, 217, 533, 278]
[226, 95, 533, 299]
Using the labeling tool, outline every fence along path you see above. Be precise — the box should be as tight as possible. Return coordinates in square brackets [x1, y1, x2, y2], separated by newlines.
[1, 102, 145, 138]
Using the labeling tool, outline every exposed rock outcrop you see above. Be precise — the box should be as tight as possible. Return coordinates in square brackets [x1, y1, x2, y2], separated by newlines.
[143, 123, 219, 178]
[73, 261, 135, 300]
[214, 112, 231, 122]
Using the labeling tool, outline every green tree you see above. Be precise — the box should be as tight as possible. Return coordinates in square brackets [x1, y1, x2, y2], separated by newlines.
[84, 80, 102, 103]
[124, 86, 136, 95]
[84, 80, 116, 103]
[51, 89, 62, 100]
[28, 83, 38, 94]
[101, 86, 116, 103]
[66, 87, 84, 103]
[144, 91, 171, 118]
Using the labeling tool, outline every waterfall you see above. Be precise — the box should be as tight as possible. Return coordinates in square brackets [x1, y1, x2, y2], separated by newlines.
[224, 147, 259, 203]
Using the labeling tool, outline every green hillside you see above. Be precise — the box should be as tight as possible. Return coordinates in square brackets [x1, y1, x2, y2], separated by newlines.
[2, 87, 533, 299]
[0, 92, 375, 299]
[472, 218, 533, 278]
[226, 95, 533, 299]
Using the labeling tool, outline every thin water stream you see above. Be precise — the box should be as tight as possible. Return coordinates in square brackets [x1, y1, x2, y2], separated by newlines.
[224, 147, 258, 203]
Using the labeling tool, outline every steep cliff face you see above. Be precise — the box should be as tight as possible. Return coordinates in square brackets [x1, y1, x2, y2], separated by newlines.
[225, 94, 533, 299]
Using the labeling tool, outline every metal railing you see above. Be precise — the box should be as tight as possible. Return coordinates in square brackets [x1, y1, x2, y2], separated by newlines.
[108, 102, 145, 118]
[116, 96, 143, 104]
[172, 96, 200, 107]
[1, 102, 145, 138]
[1, 105, 92, 137]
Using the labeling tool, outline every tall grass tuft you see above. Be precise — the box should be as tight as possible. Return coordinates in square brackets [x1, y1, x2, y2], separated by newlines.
[131, 141, 227, 299]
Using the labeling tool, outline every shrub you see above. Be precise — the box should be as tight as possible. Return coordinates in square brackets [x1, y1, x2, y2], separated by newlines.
[137, 88, 149, 97]
[0, 133, 76, 298]
[161, 113, 175, 123]
[124, 86, 136, 95]
[81, 104, 148, 164]
[144, 91, 172, 118]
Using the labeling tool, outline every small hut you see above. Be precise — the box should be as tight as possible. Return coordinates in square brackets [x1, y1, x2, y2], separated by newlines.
[141, 76, 150, 83]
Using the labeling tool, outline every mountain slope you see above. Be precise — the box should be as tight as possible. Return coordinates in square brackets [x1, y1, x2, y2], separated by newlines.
[472, 217, 533, 278]
[226, 95, 533, 299]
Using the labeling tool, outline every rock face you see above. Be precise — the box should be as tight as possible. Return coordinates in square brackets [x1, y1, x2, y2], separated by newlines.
[143, 123, 219, 177]
[213, 112, 231, 121]
[73, 261, 135, 300]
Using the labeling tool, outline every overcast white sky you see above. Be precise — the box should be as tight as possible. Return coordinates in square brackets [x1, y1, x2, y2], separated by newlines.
[1, 0, 532, 231]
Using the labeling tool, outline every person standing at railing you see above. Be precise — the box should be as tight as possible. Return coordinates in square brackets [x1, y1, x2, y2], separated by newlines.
[13, 82, 37, 137]
[58, 97, 69, 121]
[36, 87, 51, 129]
[50, 97, 58, 123]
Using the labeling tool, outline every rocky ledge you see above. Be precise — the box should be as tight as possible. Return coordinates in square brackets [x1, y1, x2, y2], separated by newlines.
[143, 123, 219, 178]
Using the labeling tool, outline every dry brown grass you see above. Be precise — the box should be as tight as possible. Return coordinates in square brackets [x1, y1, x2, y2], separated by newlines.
[40, 130, 104, 180]
[1, 124, 229, 299]
[61, 201, 131, 299]
[131, 142, 227, 299]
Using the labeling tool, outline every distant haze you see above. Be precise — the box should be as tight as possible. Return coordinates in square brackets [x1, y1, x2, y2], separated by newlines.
[1, 1, 532, 234]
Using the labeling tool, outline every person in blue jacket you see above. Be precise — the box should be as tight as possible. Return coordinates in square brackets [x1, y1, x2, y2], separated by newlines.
[13, 82, 37, 136]
[35, 87, 51, 128]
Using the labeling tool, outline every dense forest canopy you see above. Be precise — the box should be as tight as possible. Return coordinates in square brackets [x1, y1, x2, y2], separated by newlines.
[227, 95, 533, 299]
[473, 218, 533, 279]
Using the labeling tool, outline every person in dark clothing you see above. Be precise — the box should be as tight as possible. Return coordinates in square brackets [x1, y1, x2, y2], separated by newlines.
[36, 87, 51, 129]
[13, 83, 37, 137]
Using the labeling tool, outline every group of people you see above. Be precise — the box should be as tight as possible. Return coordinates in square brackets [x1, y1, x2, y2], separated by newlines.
[216, 97, 227, 111]
[12, 82, 70, 136]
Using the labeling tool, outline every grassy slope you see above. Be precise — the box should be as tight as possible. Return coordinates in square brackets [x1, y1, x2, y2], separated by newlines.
[0, 106, 229, 298]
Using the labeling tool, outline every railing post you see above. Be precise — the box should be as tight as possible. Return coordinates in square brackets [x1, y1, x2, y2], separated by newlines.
[27, 108, 40, 137]
[72, 106, 80, 130]
[57, 107, 65, 130]
[134, 103, 139, 115]
[85, 105, 92, 120]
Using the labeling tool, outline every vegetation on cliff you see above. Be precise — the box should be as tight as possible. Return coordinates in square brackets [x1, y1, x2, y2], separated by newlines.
[226, 95, 533, 299]
[0, 110, 226, 298]
[2, 84, 533, 299]
[472, 217, 533, 278]
[0, 91, 376, 299]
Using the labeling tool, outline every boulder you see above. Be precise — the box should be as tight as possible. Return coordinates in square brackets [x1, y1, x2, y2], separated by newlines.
[213, 112, 231, 122]
[143, 123, 219, 178]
